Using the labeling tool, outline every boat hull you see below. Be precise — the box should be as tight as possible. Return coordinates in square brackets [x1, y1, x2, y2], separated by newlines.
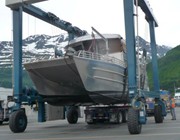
[24, 56, 128, 105]
[73, 56, 128, 104]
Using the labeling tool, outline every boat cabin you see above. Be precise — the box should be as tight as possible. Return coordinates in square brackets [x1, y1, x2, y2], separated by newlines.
[65, 34, 126, 61]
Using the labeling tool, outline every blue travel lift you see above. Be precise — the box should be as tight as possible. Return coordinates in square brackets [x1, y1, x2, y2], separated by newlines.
[5, 0, 166, 134]
[124, 0, 166, 134]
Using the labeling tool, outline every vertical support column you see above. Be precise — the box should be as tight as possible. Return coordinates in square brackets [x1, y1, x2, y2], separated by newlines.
[149, 20, 160, 94]
[123, 0, 137, 97]
[12, 7, 23, 109]
[38, 101, 46, 122]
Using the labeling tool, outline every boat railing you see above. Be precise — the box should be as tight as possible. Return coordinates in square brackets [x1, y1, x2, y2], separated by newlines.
[76, 50, 126, 67]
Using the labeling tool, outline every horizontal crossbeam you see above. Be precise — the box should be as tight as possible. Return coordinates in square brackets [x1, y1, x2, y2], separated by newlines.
[135, 0, 158, 27]
[6, 0, 47, 9]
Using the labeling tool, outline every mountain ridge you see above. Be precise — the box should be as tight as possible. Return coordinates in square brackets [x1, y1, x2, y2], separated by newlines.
[0, 34, 171, 67]
[147, 45, 180, 92]
[0, 34, 174, 89]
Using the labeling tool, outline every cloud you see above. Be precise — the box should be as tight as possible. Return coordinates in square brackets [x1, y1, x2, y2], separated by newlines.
[0, 0, 179, 47]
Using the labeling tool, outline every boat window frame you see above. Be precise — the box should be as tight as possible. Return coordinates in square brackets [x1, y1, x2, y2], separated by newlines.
[71, 42, 84, 51]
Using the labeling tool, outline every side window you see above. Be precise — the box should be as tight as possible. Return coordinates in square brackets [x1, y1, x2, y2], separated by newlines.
[73, 45, 83, 51]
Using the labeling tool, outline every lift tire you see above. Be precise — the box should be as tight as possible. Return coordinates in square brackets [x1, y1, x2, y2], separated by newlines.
[67, 107, 78, 124]
[127, 108, 142, 134]
[9, 110, 27, 133]
[117, 112, 123, 124]
[154, 105, 163, 123]
[122, 110, 127, 123]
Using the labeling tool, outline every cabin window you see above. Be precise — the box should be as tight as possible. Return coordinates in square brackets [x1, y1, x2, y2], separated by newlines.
[96, 40, 106, 55]
[93, 38, 124, 55]
[82, 40, 100, 53]
[73, 44, 83, 51]
[108, 39, 123, 53]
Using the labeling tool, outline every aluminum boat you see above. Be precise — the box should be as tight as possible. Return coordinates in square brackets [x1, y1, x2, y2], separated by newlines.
[24, 34, 129, 106]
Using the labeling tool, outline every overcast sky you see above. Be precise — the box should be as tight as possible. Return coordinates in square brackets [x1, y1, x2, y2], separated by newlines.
[0, 0, 180, 47]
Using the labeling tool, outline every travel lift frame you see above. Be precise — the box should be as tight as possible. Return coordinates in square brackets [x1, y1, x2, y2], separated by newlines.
[5, 0, 166, 134]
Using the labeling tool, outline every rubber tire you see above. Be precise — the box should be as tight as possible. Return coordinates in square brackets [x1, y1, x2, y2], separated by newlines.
[9, 110, 27, 133]
[87, 121, 95, 125]
[117, 112, 122, 124]
[127, 108, 142, 134]
[122, 110, 127, 123]
[154, 105, 163, 123]
[67, 107, 78, 124]
[0, 121, 3, 125]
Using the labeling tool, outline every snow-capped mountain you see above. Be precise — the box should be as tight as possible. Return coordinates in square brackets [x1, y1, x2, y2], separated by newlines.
[0, 34, 69, 67]
[0, 34, 171, 67]
[136, 36, 171, 60]
[23, 34, 69, 53]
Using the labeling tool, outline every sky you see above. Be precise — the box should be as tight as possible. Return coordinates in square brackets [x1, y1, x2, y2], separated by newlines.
[0, 0, 180, 47]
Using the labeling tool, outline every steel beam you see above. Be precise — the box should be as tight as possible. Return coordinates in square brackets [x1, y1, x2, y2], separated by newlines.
[12, 7, 23, 109]
[6, 0, 47, 9]
[38, 101, 46, 122]
[149, 20, 160, 93]
[22, 5, 69, 31]
[135, 0, 158, 27]
[22, 4, 87, 39]
[123, 0, 137, 97]
[124, 0, 160, 98]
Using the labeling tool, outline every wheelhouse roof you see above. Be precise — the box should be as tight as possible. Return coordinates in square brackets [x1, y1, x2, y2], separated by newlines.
[68, 34, 123, 45]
